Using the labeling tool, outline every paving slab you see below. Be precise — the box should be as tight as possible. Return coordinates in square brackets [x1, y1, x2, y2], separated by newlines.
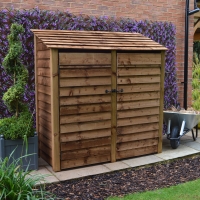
[45, 166, 84, 181]
[183, 141, 200, 151]
[156, 144, 199, 160]
[122, 155, 164, 167]
[30, 167, 59, 184]
[76, 165, 110, 177]
[103, 161, 130, 171]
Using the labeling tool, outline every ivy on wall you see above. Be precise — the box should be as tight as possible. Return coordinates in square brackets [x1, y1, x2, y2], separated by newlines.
[0, 8, 178, 124]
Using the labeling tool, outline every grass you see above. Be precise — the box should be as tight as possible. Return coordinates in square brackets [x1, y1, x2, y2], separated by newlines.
[108, 178, 200, 200]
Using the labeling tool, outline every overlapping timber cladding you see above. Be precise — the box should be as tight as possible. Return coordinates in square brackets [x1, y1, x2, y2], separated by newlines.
[32, 29, 167, 172]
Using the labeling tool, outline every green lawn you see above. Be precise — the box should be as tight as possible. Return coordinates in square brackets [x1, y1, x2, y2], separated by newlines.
[108, 178, 200, 200]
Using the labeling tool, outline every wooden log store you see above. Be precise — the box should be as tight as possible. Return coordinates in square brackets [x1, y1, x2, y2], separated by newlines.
[31, 29, 167, 172]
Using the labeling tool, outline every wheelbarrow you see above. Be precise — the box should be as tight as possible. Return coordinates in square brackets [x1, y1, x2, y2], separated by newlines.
[163, 111, 200, 149]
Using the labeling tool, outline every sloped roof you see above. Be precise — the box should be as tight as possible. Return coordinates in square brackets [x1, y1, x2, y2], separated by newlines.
[31, 29, 167, 51]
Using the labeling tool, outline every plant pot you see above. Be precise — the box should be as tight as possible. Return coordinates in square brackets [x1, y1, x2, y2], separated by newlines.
[0, 132, 38, 171]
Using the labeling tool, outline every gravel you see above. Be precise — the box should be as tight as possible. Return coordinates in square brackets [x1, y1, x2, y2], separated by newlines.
[45, 154, 200, 200]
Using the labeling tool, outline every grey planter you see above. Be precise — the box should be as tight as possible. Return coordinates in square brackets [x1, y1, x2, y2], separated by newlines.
[0, 133, 38, 171]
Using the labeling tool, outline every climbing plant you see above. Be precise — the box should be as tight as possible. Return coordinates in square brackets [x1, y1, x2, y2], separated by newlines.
[0, 8, 178, 125]
[192, 53, 200, 110]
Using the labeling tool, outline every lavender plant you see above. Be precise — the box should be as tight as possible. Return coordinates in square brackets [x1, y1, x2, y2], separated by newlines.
[0, 8, 178, 125]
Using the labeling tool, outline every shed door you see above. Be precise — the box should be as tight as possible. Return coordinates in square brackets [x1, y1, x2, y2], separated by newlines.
[59, 52, 112, 169]
[116, 53, 161, 160]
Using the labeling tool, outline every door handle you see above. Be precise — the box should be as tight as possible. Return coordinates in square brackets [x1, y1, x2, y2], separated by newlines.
[105, 89, 123, 93]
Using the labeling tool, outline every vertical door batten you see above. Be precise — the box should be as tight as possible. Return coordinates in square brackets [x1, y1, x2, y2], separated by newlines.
[158, 50, 165, 153]
[50, 49, 60, 171]
[111, 50, 117, 162]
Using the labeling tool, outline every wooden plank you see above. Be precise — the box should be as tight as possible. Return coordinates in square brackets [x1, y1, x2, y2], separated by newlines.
[118, 53, 161, 65]
[117, 130, 159, 143]
[38, 101, 51, 113]
[40, 134, 52, 149]
[59, 65, 111, 69]
[59, 52, 111, 65]
[60, 120, 111, 133]
[117, 115, 159, 127]
[40, 151, 52, 166]
[60, 94, 110, 106]
[38, 68, 50, 77]
[37, 49, 50, 59]
[40, 141, 52, 157]
[38, 92, 51, 104]
[50, 49, 60, 171]
[60, 112, 111, 124]
[39, 39, 160, 46]
[117, 75, 160, 84]
[39, 117, 52, 131]
[39, 125, 52, 140]
[37, 60, 50, 68]
[118, 67, 160, 76]
[118, 64, 161, 68]
[60, 137, 111, 151]
[117, 123, 159, 135]
[117, 107, 159, 119]
[116, 145, 157, 160]
[37, 41, 48, 51]
[60, 103, 111, 115]
[39, 36, 159, 43]
[111, 50, 117, 162]
[38, 76, 51, 86]
[46, 45, 166, 51]
[34, 35, 39, 135]
[117, 99, 160, 110]
[61, 145, 110, 160]
[60, 128, 110, 142]
[117, 92, 160, 102]
[60, 77, 111, 87]
[120, 83, 160, 93]
[158, 51, 165, 153]
[45, 41, 162, 48]
[61, 154, 110, 169]
[60, 68, 111, 78]
[59, 85, 111, 96]
[38, 108, 51, 122]
[38, 84, 51, 95]
[117, 138, 158, 151]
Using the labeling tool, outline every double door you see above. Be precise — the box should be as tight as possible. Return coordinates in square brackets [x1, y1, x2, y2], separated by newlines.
[59, 51, 163, 169]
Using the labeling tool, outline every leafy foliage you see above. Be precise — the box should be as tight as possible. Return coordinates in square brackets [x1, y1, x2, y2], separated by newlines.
[0, 151, 55, 199]
[0, 23, 34, 139]
[0, 107, 34, 139]
[0, 8, 178, 123]
[192, 53, 200, 110]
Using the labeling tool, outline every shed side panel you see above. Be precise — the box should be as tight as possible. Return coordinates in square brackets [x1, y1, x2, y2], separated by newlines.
[36, 38, 52, 165]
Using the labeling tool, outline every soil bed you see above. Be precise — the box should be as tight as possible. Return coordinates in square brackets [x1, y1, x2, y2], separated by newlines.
[45, 154, 200, 200]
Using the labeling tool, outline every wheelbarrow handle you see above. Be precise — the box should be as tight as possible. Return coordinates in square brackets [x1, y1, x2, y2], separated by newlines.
[167, 119, 171, 134]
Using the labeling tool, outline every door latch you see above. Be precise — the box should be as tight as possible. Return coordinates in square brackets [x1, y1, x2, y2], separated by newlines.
[105, 89, 123, 93]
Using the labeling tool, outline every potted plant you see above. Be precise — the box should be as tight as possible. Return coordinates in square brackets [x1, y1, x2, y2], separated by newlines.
[0, 23, 38, 170]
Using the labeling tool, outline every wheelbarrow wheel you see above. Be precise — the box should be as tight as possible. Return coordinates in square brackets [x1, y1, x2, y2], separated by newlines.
[170, 126, 180, 149]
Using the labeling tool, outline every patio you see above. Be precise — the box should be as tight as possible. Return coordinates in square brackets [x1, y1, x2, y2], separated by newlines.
[34, 130, 200, 184]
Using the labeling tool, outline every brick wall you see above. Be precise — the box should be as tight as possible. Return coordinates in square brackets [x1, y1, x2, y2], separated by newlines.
[0, 0, 195, 108]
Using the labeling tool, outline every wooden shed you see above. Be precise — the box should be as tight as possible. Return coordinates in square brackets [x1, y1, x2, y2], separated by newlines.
[32, 29, 167, 172]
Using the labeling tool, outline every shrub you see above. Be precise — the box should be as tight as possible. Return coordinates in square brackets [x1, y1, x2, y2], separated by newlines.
[0, 23, 34, 139]
[192, 53, 200, 110]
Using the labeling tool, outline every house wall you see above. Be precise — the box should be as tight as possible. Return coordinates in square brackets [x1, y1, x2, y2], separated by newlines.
[0, 0, 195, 108]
